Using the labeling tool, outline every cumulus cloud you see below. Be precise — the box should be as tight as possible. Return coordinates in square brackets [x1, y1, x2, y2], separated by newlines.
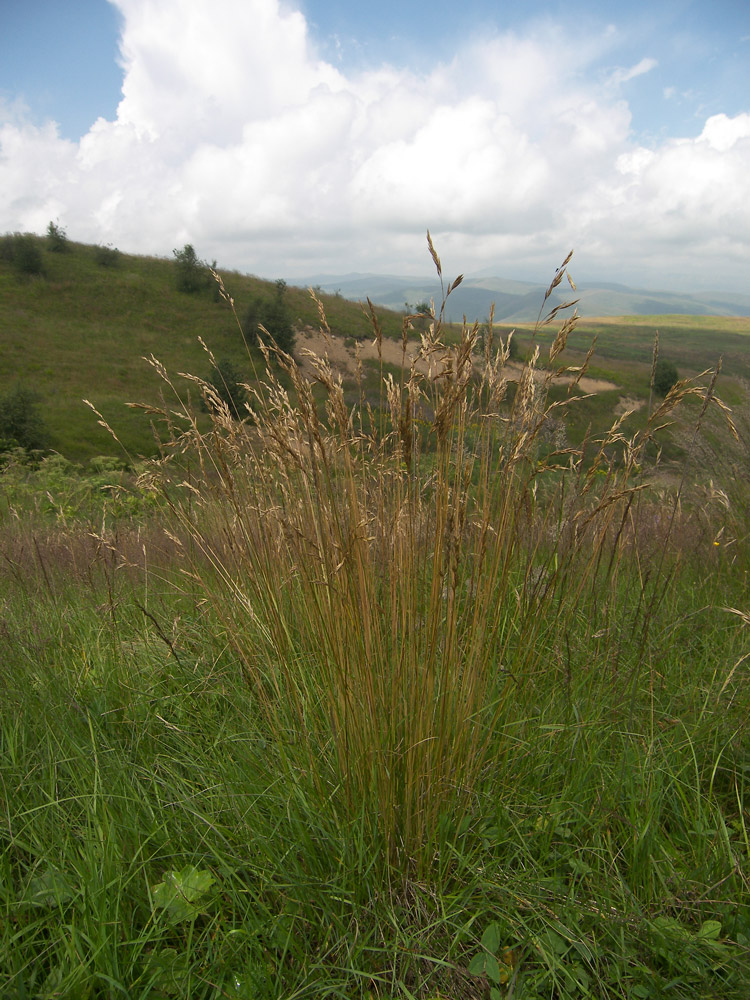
[0, 0, 748, 290]
[700, 112, 750, 152]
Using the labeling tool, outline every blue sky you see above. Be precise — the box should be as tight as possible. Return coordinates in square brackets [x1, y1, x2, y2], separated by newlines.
[1, 0, 749, 291]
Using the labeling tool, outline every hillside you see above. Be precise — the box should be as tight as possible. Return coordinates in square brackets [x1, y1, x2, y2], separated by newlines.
[0, 236, 404, 461]
[1, 233, 748, 464]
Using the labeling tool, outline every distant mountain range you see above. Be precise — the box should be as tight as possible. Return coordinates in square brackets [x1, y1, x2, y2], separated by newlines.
[297, 272, 750, 323]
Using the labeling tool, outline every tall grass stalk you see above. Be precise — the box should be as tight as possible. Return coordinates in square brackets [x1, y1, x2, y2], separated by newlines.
[134, 243, 736, 885]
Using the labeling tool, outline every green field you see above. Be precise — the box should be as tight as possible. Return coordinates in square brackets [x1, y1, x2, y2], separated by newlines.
[1, 236, 749, 998]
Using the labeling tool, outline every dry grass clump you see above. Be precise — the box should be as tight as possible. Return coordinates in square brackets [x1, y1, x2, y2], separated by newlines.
[130, 241, 735, 880]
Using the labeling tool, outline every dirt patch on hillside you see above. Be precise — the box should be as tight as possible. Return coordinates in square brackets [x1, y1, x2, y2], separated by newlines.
[615, 395, 646, 416]
[295, 326, 430, 378]
[504, 362, 617, 395]
[295, 326, 617, 395]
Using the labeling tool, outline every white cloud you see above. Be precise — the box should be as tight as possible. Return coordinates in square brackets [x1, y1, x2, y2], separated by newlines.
[0, 95, 32, 126]
[608, 56, 657, 87]
[0, 0, 748, 291]
[699, 112, 750, 152]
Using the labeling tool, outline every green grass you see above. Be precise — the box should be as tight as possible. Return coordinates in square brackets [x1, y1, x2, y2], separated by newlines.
[505, 317, 750, 401]
[1, 518, 748, 998]
[0, 237, 404, 462]
[1, 246, 749, 998]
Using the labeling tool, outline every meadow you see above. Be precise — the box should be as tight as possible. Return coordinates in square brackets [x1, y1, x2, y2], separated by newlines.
[1, 235, 749, 998]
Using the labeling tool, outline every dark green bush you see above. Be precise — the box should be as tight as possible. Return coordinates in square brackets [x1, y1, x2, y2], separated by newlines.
[0, 234, 13, 263]
[94, 243, 121, 267]
[173, 243, 208, 294]
[204, 359, 249, 420]
[653, 357, 679, 396]
[242, 279, 295, 355]
[0, 233, 45, 277]
[0, 385, 50, 453]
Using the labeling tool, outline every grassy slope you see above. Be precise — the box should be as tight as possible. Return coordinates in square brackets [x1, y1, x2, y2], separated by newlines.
[2, 237, 750, 465]
[498, 319, 749, 405]
[1, 560, 748, 999]
[0, 238, 404, 462]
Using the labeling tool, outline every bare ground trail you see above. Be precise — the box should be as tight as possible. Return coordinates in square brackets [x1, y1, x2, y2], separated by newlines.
[295, 325, 620, 397]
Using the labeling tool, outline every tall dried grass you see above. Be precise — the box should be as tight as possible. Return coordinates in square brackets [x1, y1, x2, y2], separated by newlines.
[131, 242, 735, 880]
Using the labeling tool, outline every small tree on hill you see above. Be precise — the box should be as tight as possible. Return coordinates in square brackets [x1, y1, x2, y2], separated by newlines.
[173, 243, 207, 293]
[47, 221, 70, 253]
[94, 243, 121, 267]
[263, 279, 295, 354]
[653, 357, 679, 397]
[414, 301, 432, 331]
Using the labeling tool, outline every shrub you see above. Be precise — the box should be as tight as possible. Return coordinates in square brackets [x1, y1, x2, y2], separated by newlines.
[202, 358, 249, 420]
[173, 243, 207, 294]
[413, 301, 432, 331]
[0, 384, 49, 452]
[208, 259, 222, 301]
[0, 233, 45, 277]
[0, 234, 14, 263]
[46, 221, 70, 253]
[654, 357, 679, 396]
[94, 243, 121, 267]
[242, 278, 295, 355]
[263, 279, 295, 354]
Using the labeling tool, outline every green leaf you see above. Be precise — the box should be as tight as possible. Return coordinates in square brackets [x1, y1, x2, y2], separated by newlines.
[697, 920, 722, 941]
[152, 865, 216, 924]
[481, 921, 502, 954]
[485, 953, 503, 984]
[573, 963, 591, 988]
[540, 928, 569, 956]
[567, 857, 592, 877]
[468, 953, 487, 976]
[651, 916, 691, 941]
[22, 869, 76, 907]
[572, 936, 595, 962]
